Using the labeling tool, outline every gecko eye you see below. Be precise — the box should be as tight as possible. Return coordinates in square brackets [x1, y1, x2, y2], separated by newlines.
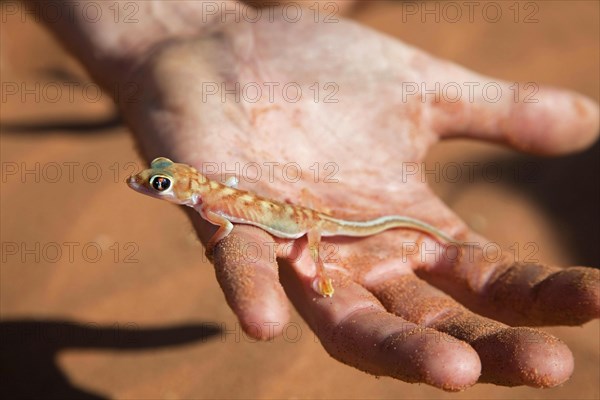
[149, 175, 172, 192]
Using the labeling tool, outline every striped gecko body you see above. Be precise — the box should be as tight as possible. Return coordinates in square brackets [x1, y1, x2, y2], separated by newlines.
[127, 157, 458, 297]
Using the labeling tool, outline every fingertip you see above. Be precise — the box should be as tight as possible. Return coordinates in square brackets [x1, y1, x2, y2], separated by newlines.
[398, 331, 481, 391]
[516, 329, 574, 388]
[505, 89, 599, 155]
[238, 305, 290, 340]
[235, 279, 291, 340]
[535, 266, 600, 324]
[212, 227, 291, 341]
[440, 84, 599, 156]
[476, 327, 574, 387]
[215, 257, 290, 341]
[326, 311, 482, 391]
[513, 327, 574, 388]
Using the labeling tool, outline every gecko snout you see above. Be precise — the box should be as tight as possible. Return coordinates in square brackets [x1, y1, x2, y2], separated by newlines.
[126, 174, 141, 189]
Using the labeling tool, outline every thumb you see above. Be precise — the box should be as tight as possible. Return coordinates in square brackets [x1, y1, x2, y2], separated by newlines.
[417, 60, 599, 155]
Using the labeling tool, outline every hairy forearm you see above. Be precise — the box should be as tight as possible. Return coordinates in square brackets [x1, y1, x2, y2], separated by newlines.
[22, 0, 236, 89]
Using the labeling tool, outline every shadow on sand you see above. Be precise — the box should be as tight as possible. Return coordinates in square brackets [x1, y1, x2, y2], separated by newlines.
[0, 319, 222, 399]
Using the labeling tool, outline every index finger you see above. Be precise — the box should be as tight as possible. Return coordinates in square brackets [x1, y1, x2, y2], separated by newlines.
[187, 208, 290, 340]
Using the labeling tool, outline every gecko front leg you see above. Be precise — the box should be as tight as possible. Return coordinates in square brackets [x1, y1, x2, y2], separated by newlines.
[201, 209, 234, 261]
[307, 228, 334, 297]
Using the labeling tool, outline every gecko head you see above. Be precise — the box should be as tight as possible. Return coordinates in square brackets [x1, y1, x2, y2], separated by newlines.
[127, 157, 200, 206]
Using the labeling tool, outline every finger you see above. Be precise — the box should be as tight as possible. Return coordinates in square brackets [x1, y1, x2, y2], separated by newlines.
[186, 209, 290, 340]
[279, 242, 481, 391]
[365, 273, 574, 387]
[409, 56, 599, 155]
[418, 243, 600, 326]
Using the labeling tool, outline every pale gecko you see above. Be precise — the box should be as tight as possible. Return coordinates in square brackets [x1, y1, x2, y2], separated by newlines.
[127, 157, 460, 297]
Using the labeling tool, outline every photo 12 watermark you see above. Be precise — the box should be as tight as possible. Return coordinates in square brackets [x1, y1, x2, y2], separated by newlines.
[199, 1, 341, 24]
[200, 161, 340, 184]
[1, 1, 140, 24]
[399, 1, 540, 24]
[401, 81, 539, 104]
[1, 160, 143, 184]
[201, 81, 339, 104]
[1, 241, 140, 264]
[1, 81, 142, 105]
[399, 161, 542, 184]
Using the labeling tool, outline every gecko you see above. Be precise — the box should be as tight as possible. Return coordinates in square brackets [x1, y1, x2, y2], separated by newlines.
[127, 157, 460, 297]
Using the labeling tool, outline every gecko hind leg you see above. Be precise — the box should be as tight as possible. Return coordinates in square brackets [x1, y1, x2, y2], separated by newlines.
[307, 228, 334, 297]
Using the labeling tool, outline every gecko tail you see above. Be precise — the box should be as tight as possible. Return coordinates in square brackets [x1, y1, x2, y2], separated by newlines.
[320, 214, 458, 244]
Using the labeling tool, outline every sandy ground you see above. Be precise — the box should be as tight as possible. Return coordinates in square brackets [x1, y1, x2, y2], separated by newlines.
[1, 1, 598, 399]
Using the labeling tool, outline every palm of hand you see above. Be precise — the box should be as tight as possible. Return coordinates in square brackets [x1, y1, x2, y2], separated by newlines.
[122, 16, 599, 391]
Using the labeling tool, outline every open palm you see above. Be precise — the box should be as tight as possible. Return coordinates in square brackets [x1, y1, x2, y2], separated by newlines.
[115, 11, 599, 391]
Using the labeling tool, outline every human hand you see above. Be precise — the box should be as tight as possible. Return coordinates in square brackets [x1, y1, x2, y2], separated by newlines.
[44, 1, 599, 391]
